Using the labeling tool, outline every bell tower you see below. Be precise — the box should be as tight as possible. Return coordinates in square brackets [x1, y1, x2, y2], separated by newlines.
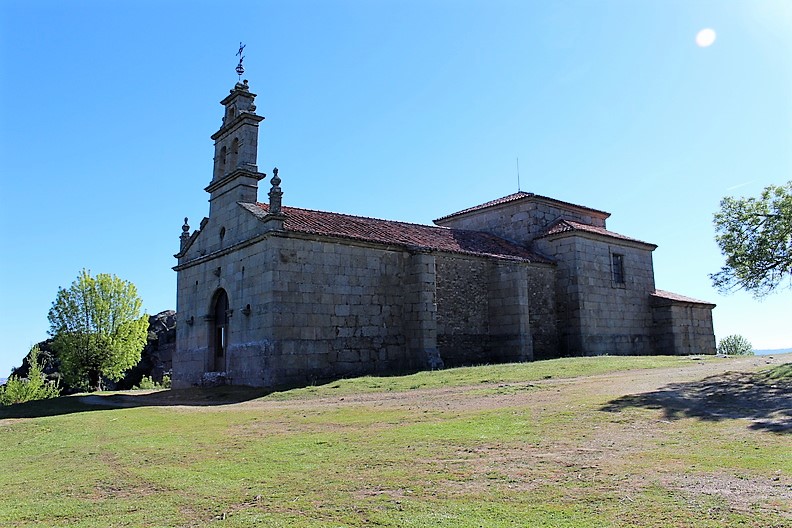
[205, 78, 266, 217]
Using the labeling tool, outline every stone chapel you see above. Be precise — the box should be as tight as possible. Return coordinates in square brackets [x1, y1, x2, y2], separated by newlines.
[173, 80, 716, 390]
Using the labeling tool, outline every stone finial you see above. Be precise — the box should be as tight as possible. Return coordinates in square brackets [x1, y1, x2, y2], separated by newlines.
[180, 217, 191, 250]
[268, 167, 283, 214]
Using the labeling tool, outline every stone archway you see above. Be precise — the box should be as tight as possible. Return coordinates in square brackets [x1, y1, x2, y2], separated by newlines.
[211, 289, 229, 372]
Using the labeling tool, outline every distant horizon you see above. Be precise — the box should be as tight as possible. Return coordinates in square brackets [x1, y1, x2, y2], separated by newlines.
[753, 348, 792, 356]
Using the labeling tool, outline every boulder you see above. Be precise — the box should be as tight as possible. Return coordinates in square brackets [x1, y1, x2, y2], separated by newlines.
[114, 310, 176, 389]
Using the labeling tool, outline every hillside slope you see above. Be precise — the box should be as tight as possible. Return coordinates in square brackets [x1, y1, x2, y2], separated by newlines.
[0, 354, 789, 527]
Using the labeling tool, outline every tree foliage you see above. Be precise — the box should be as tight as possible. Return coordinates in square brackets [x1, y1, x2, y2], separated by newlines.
[47, 270, 148, 391]
[0, 346, 60, 406]
[711, 181, 792, 297]
[717, 334, 754, 356]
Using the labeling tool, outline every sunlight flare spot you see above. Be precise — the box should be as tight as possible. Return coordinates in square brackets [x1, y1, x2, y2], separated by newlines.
[696, 28, 717, 48]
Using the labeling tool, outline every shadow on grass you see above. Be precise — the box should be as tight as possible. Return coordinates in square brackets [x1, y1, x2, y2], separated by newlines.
[601, 367, 792, 434]
[0, 386, 270, 419]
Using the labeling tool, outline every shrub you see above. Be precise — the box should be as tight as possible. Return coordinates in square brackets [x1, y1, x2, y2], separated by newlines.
[133, 375, 170, 390]
[134, 376, 157, 390]
[717, 334, 754, 356]
[0, 346, 60, 406]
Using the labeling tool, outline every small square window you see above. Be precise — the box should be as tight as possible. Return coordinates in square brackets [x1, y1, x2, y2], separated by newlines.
[612, 253, 625, 284]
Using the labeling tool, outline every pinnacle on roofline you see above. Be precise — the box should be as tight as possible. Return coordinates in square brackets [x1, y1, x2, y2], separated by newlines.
[268, 167, 283, 214]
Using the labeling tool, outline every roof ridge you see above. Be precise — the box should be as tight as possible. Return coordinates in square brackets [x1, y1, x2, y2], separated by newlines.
[537, 217, 656, 247]
[434, 192, 532, 222]
[256, 202, 454, 231]
[434, 191, 610, 223]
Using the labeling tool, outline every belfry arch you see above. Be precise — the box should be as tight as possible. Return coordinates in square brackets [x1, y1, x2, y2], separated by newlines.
[210, 289, 229, 372]
[230, 137, 239, 170]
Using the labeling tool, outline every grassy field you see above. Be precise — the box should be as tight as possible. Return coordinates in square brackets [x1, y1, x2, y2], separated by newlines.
[0, 355, 789, 527]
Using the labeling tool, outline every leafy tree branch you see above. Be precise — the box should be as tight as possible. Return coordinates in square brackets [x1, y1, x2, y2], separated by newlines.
[711, 181, 792, 298]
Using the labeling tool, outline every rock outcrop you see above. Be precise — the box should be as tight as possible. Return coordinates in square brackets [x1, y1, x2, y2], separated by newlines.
[115, 310, 176, 389]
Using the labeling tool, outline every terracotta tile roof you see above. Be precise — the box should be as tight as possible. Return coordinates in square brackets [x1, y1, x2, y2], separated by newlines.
[251, 202, 552, 264]
[434, 191, 610, 223]
[651, 290, 715, 306]
[537, 218, 657, 248]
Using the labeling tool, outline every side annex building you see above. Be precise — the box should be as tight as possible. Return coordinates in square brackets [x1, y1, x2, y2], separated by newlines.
[173, 80, 716, 389]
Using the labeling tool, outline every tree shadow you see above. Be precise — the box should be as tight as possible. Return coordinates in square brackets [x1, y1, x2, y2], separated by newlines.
[601, 369, 792, 434]
[0, 386, 270, 419]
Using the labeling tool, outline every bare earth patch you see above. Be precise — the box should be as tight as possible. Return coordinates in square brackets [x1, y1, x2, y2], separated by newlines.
[664, 471, 791, 517]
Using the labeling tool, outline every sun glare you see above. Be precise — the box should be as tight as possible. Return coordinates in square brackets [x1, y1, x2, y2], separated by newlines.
[695, 28, 717, 47]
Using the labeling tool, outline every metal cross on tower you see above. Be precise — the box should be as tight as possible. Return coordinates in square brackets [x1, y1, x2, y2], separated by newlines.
[236, 42, 246, 80]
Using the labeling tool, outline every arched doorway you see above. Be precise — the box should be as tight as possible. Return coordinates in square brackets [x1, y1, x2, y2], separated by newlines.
[211, 289, 229, 372]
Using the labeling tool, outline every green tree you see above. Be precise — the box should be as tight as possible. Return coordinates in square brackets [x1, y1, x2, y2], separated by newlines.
[711, 181, 792, 297]
[717, 334, 754, 356]
[0, 346, 60, 405]
[47, 269, 148, 391]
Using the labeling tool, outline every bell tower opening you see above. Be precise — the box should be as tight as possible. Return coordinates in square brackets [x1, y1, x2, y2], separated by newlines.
[230, 137, 239, 170]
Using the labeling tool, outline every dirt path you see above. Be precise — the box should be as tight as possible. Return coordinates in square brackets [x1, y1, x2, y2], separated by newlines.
[82, 354, 790, 418]
[239, 353, 790, 415]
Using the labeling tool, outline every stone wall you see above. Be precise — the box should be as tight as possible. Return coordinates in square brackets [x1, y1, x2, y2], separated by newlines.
[536, 233, 656, 356]
[434, 255, 556, 366]
[268, 236, 413, 386]
[651, 297, 717, 355]
[435, 196, 608, 245]
[435, 256, 492, 366]
[537, 236, 580, 355]
[524, 264, 559, 359]
[485, 263, 532, 364]
[403, 251, 442, 370]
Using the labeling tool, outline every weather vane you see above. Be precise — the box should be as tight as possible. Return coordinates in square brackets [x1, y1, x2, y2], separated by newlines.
[236, 42, 246, 80]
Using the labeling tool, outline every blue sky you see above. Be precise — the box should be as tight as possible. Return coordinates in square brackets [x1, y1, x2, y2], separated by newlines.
[1, 1, 790, 376]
